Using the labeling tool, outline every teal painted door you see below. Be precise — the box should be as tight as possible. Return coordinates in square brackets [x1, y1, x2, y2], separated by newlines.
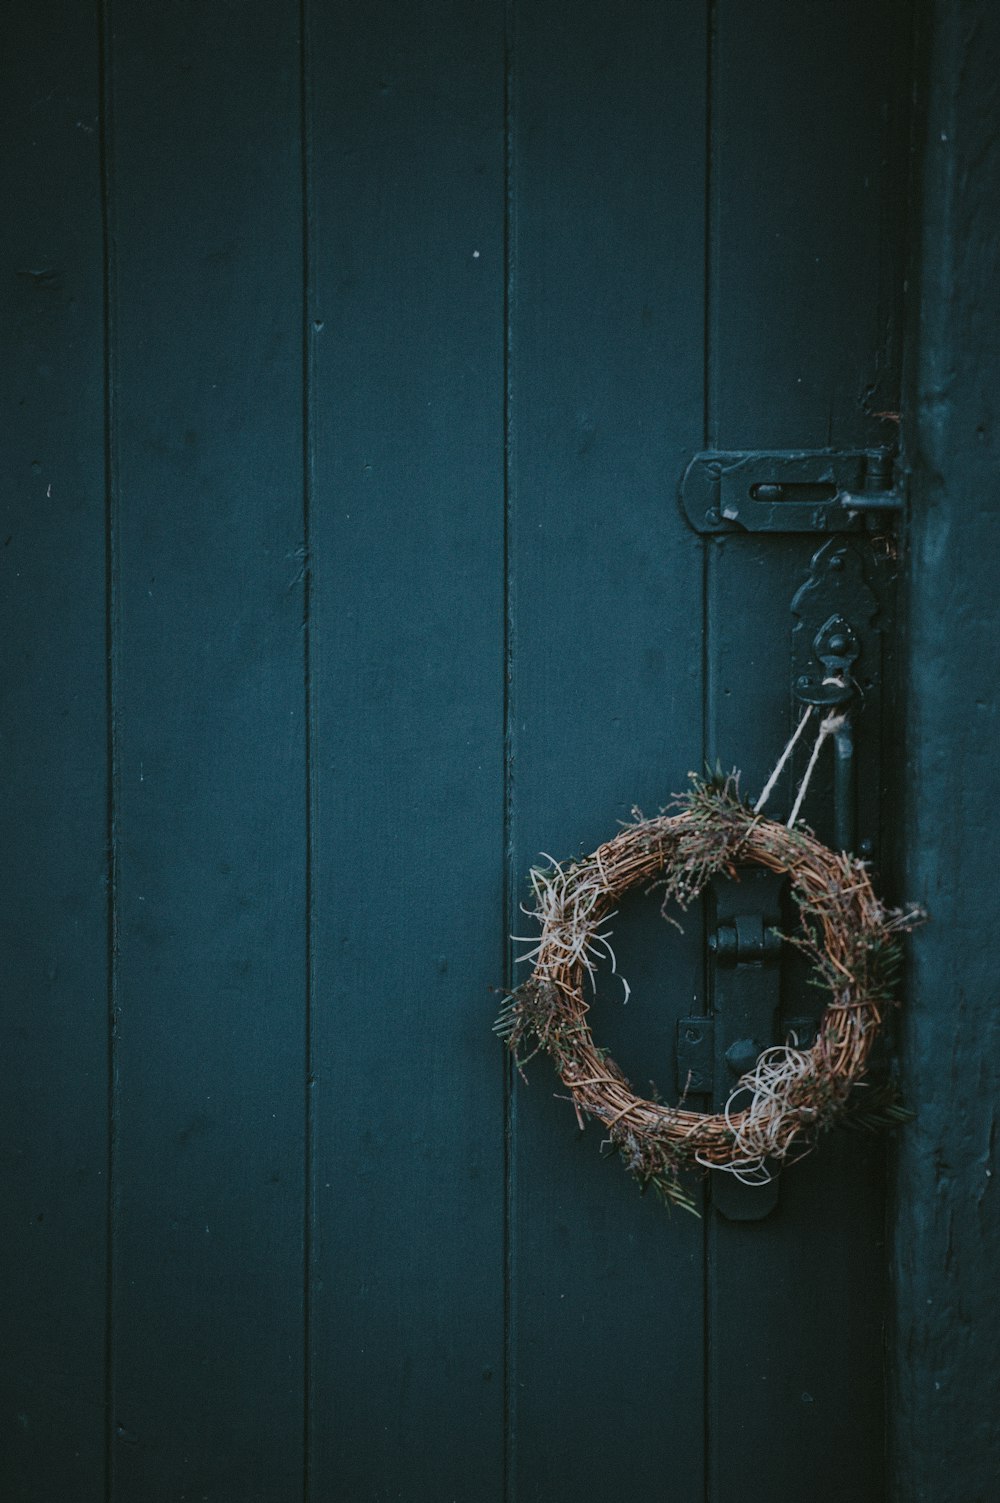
[1, 3, 914, 1500]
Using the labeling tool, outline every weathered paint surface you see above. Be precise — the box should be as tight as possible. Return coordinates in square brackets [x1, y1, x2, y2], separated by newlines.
[0, 3, 958, 1501]
[893, 2, 1000, 1497]
[0, 9, 109, 1500]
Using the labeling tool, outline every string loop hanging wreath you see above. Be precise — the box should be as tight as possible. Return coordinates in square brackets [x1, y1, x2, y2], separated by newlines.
[495, 773, 920, 1214]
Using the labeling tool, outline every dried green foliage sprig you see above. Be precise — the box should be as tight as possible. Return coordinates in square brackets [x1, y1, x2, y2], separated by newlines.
[495, 775, 923, 1213]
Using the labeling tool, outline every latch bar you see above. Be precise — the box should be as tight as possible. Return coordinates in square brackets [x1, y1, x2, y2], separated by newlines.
[673, 870, 787, 1219]
[706, 869, 784, 1220]
[681, 446, 905, 534]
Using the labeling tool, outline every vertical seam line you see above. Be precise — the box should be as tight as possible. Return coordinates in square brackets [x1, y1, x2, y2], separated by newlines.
[501, 4, 516, 1499]
[98, 1, 119, 1496]
[701, 7, 717, 1503]
[300, 1, 316, 1496]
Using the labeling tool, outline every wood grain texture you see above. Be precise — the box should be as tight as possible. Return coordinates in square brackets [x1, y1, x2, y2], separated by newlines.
[507, 2, 708, 1497]
[306, 4, 508, 1498]
[107, 3, 307, 1497]
[893, 4, 1000, 1497]
[0, 8, 109, 1498]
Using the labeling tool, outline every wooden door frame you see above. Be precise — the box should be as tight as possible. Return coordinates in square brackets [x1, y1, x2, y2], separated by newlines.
[891, 2, 1000, 1495]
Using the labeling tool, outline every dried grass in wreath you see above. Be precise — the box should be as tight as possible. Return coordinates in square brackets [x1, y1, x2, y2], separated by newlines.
[494, 774, 921, 1214]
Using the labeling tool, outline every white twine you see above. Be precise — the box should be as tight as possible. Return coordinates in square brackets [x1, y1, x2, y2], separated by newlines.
[755, 678, 850, 829]
[512, 856, 631, 1002]
[753, 705, 813, 814]
[786, 709, 847, 829]
[701, 1042, 818, 1183]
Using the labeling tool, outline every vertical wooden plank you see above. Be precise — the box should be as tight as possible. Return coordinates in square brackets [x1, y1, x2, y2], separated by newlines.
[893, 4, 1000, 1497]
[705, 4, 912, 1499]
[0, 9, 108, 1499]
[109, 4, 307, 1497]
[307, 4, 507, 1498]
[709, 0, 908, 453]
[508, 3, 708, 1498]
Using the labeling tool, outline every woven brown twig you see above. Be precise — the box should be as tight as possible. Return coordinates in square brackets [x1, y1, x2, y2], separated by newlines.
[495, 776, 920, 1213]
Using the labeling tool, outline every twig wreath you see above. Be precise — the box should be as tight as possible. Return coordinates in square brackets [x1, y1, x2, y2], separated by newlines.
[495, 774, 920, 1214]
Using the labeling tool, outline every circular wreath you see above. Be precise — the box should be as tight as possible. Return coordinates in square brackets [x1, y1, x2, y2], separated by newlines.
[495, 775, 919, 1213]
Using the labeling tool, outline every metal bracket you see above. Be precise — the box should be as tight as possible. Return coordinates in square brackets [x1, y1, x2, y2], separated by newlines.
[681, 446, 905, 535]
[675, 1012, 819, 1098]
[795, 614, 859, 709]
[673, 871, 824, 1220]
[793, 613, 859, 851]
[676, 1015, 714, 1097]
[674, 869, 823, 1221]
[675, 869, 786, 1220]
[790, 540, 884, 855]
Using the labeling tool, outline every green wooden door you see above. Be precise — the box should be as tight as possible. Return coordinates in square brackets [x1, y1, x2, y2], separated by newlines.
[2, 3, 924, 1500]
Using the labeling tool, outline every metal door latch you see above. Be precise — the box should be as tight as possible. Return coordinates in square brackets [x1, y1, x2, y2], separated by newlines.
[794, 613, 858, 852]
[681, 446, 906, 534]
[790, 538, 885, 856]
[674, 873, 821, 1218]
[676, 869, 786, 1220]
